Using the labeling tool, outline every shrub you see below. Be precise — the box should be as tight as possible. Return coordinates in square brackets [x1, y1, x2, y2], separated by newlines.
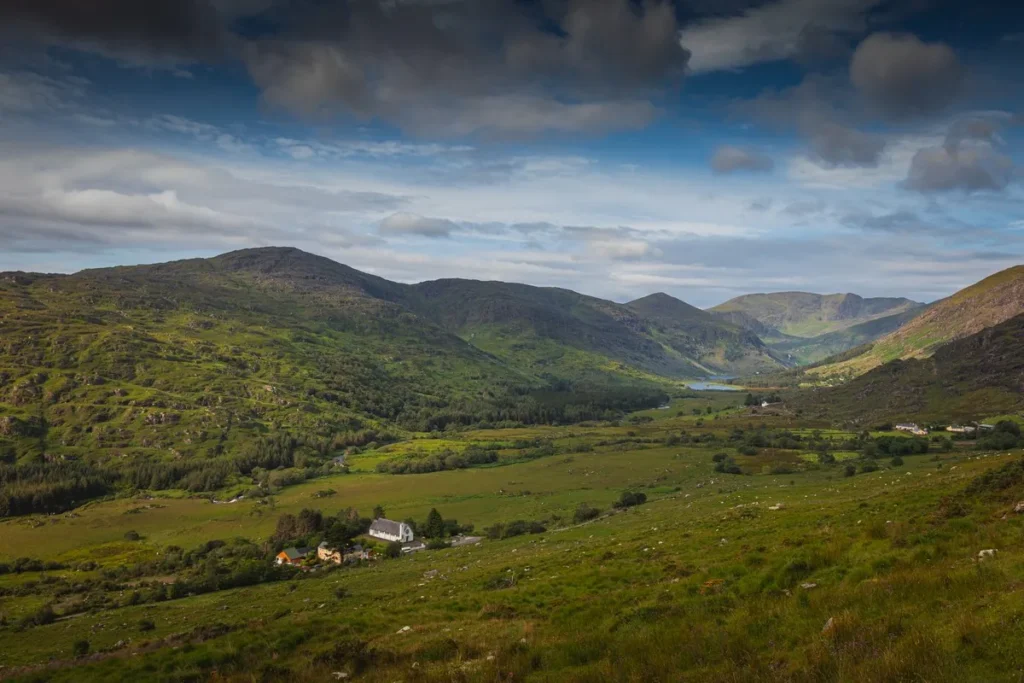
[714, 458, 742, 475]
[818, 452, 835, 465]
[711, 453, 728, 463]
[573, 503, 601, 524]
[860, 461, 879, 473]
[844, 464, 856, 477]
[426, 538, 450, 550]
[890, 456, 904, 467]
[123, 530, 141, 541]
[384, 542, 402, 559]
[138, 619, 155, 632]
[72, 640, 90, 657]
[738, 446, 758, 456]
[614, 491, 647, 509]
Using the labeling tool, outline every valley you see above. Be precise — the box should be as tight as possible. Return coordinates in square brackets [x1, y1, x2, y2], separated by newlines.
[1, 249, 1023, 683]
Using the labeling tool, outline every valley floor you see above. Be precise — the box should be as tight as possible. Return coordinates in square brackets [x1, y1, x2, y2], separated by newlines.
[2, 406, 1024, 682]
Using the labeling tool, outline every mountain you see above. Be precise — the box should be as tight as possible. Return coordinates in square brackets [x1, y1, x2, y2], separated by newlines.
[711, 292, 924, 337]
[810, 266, 1024, 379]
[625, 293, 783, 376]
[768, 307, 927, 365]
[792, 312, 1024, 424]
[710, 292, 926, 365]
[406, 283, 782, 381]
[0, 248, 548, 470]
[0, 247, 785, 476]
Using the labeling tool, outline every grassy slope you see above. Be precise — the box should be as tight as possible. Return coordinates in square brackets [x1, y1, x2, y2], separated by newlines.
[627, 293, 784, 375]
[710, 292, 923, 338]
[812, 265, 1024, 379]
[2, 411, 1024, 682]
[413, 282, 784, 380]
[792, 313, 1024, 424]
[771, 307, 925, 365]
[0, 250, 531, 465]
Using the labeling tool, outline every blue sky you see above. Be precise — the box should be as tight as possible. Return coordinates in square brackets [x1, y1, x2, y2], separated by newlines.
[0, 0, 1021, 307]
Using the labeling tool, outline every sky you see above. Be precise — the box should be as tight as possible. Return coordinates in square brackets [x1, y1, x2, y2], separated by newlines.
[0, 0, 1022, 307]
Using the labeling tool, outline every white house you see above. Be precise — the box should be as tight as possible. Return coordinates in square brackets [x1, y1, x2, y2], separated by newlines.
[369, 518, 414, 543]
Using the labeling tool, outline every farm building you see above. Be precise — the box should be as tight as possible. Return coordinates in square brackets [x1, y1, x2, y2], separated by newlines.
[276, 547, 311, 566]
[895, 423, 929, 436]
[369, 518, 415, 543]
[317, 542, 342, 564]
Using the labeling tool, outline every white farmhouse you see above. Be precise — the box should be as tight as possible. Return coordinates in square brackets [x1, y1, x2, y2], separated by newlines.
[368, 518, 414, 543]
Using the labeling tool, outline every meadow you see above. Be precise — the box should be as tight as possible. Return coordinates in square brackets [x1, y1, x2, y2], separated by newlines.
[2, 399, 1024, 682]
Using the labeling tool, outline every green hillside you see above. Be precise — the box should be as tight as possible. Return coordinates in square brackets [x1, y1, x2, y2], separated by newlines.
[770, 307, 925, 365]
[0, 247, 785, 512]
[711, 292, 923, 338]
[793, 313, 1024, 424]
[811, 265, 1024, 379]
[409, 282, 784, 381]
[626, 292, 784, 375]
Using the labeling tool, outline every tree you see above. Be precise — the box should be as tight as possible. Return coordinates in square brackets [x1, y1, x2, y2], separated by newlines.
[372, 505, 385, 520]
[423, 508, 445, 538]
[384, 541, 402, 558]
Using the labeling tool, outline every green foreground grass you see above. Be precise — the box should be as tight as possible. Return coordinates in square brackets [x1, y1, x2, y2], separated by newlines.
[2, 411, 1024, 682]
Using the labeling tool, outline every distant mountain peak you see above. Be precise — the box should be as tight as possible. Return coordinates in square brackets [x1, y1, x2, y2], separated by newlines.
[627, 292, 708, 319]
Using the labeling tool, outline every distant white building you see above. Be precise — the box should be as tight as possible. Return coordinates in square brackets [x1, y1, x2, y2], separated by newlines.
[895, 423, 929, 436]
[368, 518, 414, 543]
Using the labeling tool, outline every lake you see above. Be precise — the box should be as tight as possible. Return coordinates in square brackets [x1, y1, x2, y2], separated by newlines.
[686, 381, 742, 391]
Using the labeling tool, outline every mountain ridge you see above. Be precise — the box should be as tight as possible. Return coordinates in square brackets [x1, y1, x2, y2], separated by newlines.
[811, 265, 1024, 379]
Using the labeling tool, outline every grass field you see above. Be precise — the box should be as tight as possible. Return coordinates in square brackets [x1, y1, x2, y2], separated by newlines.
[2, 407, 1024, 682]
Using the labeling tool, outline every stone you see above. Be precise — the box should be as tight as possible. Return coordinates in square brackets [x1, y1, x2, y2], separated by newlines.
[1013, 501, 1024, 514]
[978, 549, 998, 559]
[822, 617, 835, 635]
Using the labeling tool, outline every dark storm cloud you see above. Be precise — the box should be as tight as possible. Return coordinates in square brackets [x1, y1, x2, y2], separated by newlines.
[0, 0, 690, 135]
[0, 0, 229, 64]
[242, 0, 690, 134]
[850, 32, 965, 120]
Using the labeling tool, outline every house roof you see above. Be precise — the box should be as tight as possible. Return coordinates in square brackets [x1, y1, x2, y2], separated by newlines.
[279, 547, 311, 560]
[370, 518, 404, 536]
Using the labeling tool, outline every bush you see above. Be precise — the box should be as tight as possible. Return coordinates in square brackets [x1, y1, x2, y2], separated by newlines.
[890, 456, 904, 467]
[573, 503, 601, 524]
[138, 619, 155, 632]
[738, 446, 758, 456]
[426, 538, 450, 550]
[384, 542, 402, 559]
[614, 491, 648, 509]
[860, 461, 879, 473]
[711, 453, 728, 463]
[123, 530, 141, 541]
[714, 458, 742, 475]
[818, 452, 835, 465]
[844, 464, 857, 477]
[72, 640, 90, 658]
